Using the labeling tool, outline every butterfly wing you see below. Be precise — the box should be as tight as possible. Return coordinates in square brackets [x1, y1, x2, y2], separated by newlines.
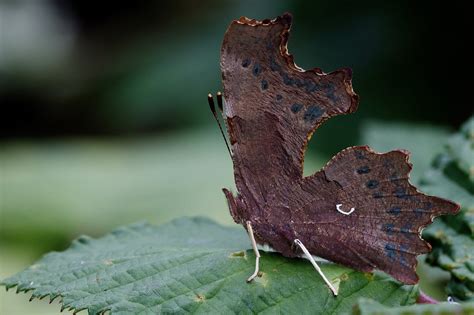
[288, 146, 459, 284]
[220, 13, 459, 285]
[221, 14, 358, 221]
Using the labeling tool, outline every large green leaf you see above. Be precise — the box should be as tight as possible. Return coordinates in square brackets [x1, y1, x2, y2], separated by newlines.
[2, 217, 418, 314]
[352, 298, 474, 315]
[421, 116, 474, 301]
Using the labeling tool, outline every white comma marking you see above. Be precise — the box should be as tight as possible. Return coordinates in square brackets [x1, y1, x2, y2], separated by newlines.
[336, 204, 355, 215]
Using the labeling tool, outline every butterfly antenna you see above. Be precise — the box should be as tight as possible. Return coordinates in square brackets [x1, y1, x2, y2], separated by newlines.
[208, 92, 232, 157]
[216, 91, 224, 112]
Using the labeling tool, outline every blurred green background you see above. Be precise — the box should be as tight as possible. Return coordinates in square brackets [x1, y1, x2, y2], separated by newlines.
[0, 1, 471, 313]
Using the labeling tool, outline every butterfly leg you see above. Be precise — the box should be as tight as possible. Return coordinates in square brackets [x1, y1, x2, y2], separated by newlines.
[294, 239, 338, 296]
[246, 221, 261, 282]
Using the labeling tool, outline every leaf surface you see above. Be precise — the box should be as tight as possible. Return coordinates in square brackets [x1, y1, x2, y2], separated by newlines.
[2, 217, 418, 314]
[352, 298, 474, 315]
[421, 116, 474, 301]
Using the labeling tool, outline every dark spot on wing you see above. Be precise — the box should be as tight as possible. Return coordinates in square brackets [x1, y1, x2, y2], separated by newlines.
[388, 207, 401, 216]
[394, 187, 411, 199]
[399, 244, 410, 266]
[276, 94, 283, 101]
[366, 180, 379, 189]
[272, 66, 325, 96]
[303, 105, 324, 122]
[357, 166, 370, 174]
[291, 103, 303, 113]
[252, 63, 261, 76]
[242, 58, 251, 68]
[261, 80, 268, 90]
[282, 73, 294, 85]
[385, 243, 397, 261]
[382, 223, 395, 235]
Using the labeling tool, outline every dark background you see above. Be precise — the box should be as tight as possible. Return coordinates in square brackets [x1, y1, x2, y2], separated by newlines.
[2, 1, 471, 142]
[0, 1, 471, 313]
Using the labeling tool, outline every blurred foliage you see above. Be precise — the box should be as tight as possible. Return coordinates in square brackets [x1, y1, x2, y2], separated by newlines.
[3, 217, 419, 315]
[353, 298, 474, 315]
[0, 129, 252, 250]
[421, 117, 474, 301]
[1, 1, 471, 142]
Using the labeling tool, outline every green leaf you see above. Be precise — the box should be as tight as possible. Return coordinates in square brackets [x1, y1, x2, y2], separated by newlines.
[424, 219, 474, 301]
[352, 298, 474, 315]
[447, 116, 474, 184]
[2, 217, 418, 314]
[420, 116, 474, 301]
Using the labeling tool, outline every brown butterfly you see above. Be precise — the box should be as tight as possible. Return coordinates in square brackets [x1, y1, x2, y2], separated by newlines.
[208, 13, 459, 295]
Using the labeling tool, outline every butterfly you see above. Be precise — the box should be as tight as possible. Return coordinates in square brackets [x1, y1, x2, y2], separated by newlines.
[208, 13, 459, 295]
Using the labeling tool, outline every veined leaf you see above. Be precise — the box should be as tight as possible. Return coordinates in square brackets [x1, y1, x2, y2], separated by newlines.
[424, 219, 474, 301]
[421, 116, 474, 301]
[2, 217, 418, 314]
[352, 298, 474, 315]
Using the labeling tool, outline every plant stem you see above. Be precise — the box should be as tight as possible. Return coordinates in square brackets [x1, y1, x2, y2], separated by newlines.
[417, 290, 439, 304]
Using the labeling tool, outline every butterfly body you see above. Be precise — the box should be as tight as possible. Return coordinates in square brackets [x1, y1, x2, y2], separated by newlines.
[220, 13, 459, 285]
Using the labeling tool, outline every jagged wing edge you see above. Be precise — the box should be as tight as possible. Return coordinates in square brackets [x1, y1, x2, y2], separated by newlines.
[221, 13, 359, 173]
[322, 145, 460, 283]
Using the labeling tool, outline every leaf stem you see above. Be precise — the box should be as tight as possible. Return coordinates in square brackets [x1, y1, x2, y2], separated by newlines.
[417, 290, 439, 304]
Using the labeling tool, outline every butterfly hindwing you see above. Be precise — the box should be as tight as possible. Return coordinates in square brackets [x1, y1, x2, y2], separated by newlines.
[305, 146, 459, 283]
